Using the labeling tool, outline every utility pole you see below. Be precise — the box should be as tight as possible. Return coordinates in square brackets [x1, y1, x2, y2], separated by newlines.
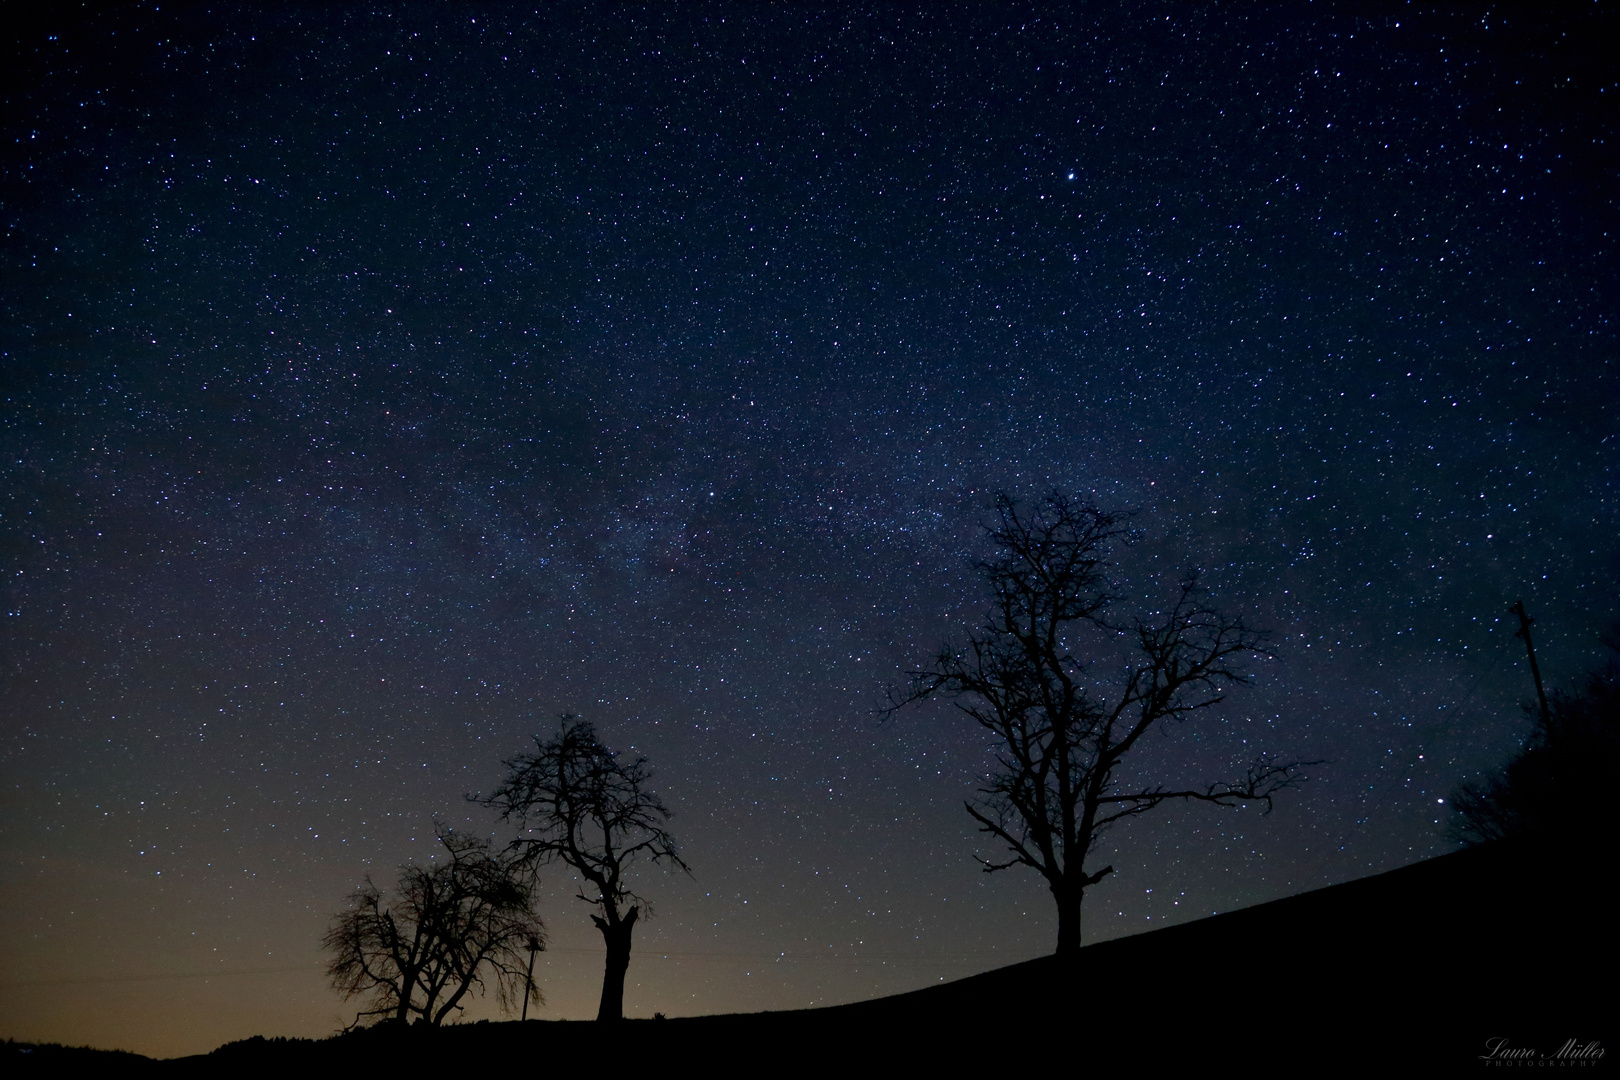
[1512, 600, 1551, 728]
[521, 936, 542, 1021]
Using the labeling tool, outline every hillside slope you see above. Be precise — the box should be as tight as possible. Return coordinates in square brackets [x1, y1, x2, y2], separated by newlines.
[15, 837, 1604, 1071]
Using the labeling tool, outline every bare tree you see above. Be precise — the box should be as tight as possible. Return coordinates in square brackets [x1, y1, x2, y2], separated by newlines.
[323, 827, 544, 1028]
[888, 493, 1309, 957]
[479, 716, 689, 1021]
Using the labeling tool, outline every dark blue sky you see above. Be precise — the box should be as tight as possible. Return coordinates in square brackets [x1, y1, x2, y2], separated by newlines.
[3, 2, 1616, 1056]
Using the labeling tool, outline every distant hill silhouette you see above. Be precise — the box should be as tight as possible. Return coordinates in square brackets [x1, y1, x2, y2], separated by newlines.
[11, 836, 1609, 1071]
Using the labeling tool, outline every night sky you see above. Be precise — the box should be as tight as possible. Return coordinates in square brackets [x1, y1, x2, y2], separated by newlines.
[3, 3, 1616, 1058]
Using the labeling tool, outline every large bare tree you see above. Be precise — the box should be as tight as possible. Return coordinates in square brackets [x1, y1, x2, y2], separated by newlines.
[479, 716, 688, 1021]
[324, 827, 544, 1027]
[889, 493, 1307, 957]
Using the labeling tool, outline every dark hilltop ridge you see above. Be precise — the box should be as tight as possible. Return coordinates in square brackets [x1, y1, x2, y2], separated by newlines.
[9, 835, 1609, 1070]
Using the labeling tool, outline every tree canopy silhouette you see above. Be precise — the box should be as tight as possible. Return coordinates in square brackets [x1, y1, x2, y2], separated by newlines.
[323, 827, 543, 1028]
[1450, 630, 1620, 846]
[479, 715, 688, 1021]
[888, 493, 1309, 956]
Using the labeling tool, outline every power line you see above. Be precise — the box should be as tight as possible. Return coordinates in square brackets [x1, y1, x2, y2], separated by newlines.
[5, 948, 1026, 987]
[4, 964, 320, 988]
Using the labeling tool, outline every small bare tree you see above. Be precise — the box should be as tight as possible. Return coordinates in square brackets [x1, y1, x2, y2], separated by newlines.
[888, 493, 1308, 957]
[324, 827, 543, 1027]
[479, 716, 689, 1021]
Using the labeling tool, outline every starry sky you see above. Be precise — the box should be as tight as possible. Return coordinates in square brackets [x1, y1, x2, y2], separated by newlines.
[2, 2, 1616, 1059]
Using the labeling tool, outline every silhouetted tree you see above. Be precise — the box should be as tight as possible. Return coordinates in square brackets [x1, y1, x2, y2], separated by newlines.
[888, 493, 1308, 957]
[1450, 642, 1620, 846]
[479, 716, 689, 1021]
[324, 827, 543, 1028]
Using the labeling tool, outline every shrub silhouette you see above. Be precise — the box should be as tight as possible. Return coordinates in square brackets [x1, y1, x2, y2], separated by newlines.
[1451, 644, 1620, 846]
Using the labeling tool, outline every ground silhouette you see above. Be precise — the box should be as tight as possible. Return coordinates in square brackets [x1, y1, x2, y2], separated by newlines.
[10, 834, 1607, 1071]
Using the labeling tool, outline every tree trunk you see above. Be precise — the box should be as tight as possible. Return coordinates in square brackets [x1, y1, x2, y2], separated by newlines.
[593, 905, 638, 1021]
[393, 963, 421, 1024]
[1054, 883, 1082, 957]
